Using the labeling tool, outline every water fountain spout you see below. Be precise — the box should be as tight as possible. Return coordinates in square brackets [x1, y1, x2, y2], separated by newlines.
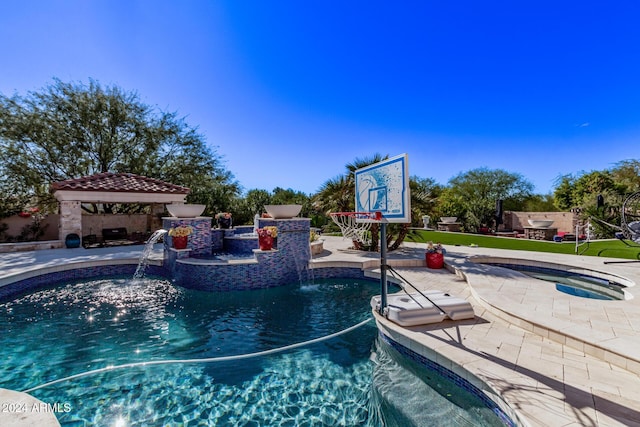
[254, 213, 260, 234]
[133, 229, 168, 279]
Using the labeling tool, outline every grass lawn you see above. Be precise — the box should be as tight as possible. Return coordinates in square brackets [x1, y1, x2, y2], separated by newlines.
[408, 230, 640, 260]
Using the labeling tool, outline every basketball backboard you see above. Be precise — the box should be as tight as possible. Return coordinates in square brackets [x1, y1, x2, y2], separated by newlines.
[354, 153, 411, 223]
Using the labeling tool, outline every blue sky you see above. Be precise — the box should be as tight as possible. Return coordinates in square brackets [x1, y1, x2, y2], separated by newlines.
[1, 1, 638, 195]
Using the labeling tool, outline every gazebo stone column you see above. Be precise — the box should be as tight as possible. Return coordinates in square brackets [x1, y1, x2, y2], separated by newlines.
[59, 201, 82, 242]
[149, 203, 165, 233]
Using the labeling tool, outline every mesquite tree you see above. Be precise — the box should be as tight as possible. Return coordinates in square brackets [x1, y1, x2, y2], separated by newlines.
[0, 79, 239, 214]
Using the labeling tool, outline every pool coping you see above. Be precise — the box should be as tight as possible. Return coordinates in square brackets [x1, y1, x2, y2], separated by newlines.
[0, 388, 61, 427]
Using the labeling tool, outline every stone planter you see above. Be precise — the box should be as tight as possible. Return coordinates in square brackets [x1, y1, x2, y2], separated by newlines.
[310, 240, 324, 255]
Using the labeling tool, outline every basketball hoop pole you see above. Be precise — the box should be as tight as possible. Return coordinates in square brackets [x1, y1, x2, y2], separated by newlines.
[379, 222, 388, 314]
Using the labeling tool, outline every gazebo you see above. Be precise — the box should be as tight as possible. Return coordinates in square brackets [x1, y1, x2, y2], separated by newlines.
[50, 172, 190, 244]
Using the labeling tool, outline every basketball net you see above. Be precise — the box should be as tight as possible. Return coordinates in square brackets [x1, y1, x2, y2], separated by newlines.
[330, 212, 381, 246]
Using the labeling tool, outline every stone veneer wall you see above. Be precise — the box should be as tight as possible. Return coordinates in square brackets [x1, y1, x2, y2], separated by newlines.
[311, 266, 365, 280]
[523, 227, 557, 241]
[58, 201, 82, 241]
[83, 214, 149, 239]
[504, 211, 576, 233]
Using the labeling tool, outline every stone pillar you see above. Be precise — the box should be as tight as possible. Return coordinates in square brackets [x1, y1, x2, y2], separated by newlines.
[258, 218, 311, 283]
[149, 203, 165, 233]
[162, 217, 213, 256]
[59, 201, 82, 242]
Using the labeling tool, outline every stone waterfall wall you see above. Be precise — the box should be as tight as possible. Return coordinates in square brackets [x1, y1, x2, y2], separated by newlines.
[165, 218, 312, 291]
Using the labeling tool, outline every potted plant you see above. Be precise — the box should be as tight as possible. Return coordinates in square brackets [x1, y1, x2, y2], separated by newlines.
[425, 241, 445, 269]
[256, 226, 277, 250]
[168, 225, 193, 249]
[215, 212, 233, 229]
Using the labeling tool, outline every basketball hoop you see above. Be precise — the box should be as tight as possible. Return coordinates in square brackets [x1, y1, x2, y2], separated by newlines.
[330, 212, 381, 246]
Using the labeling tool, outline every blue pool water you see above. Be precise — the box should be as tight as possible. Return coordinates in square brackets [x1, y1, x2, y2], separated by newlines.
[193, 252, 256, 261]
[527, 270, 624, 300]
[554, 283, 613, 300]
[1, 276, 508, 426]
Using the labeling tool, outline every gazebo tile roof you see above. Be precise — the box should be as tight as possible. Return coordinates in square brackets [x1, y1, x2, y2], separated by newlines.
[50, 172, 190, 194]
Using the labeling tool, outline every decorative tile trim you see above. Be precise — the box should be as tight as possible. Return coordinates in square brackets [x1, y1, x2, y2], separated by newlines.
[0, 265, 168, 301]
[311, 266, 365, 280]
[379, 332, 517, 427]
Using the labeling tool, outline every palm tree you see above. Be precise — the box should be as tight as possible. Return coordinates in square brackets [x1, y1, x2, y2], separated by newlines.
[312, 175, 353, 215]
[314, 154, 388, 211]
[314, 154, 428, 251]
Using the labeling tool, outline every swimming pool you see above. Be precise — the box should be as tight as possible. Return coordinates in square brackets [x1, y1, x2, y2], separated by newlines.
[1, 275, 509, 426]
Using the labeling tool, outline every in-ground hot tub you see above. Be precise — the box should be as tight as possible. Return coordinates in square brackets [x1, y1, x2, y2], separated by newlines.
[476, 259, 632, 301]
